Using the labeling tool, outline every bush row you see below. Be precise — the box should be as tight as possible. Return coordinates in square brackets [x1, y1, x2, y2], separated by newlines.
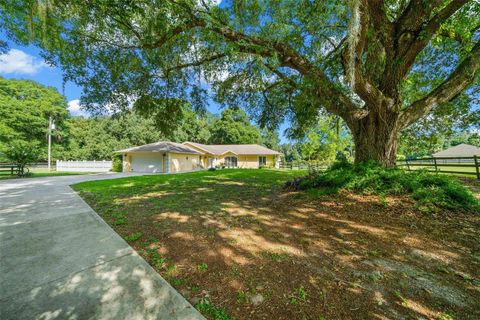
[285, 161, 479, 213]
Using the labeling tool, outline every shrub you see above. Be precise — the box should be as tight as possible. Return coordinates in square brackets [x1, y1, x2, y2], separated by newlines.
[112, 155, 123, 172]
[2, 140, 39, 176]
[286, 161, 479, 213]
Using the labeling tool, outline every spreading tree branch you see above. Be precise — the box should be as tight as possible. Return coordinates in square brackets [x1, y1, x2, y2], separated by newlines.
[262, 63, 298, 90]
[396, 0, 443, 34]
[399, 41, 480, 128]
[164, 53, 227, 75]
[392, 0, 469, 84]
[199, 20, 365, 120]
[342, 0, 392, 109]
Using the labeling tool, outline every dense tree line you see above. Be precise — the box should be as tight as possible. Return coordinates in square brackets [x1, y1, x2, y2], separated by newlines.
[0, 77, 68, 159]
[62, 107, 270, 160]
[1, 77, 478, 162]
[0, 77, 280, 160]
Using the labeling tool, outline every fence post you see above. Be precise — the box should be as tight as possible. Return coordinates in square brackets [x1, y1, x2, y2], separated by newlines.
[406, 159, 410, 171]
[474, 155, 480, 180]
[433, 157, 438, 174]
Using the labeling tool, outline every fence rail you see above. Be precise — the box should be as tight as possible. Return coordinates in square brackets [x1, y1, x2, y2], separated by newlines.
[56, 160, 112, 172]
[396, 155, 480, 179]
[279, 156, 480, 179]
[279, 161, 329, 171]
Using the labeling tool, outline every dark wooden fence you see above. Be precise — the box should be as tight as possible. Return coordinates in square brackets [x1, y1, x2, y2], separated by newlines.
[280, 156, 480, 179]
[396, 156, 480, 179]
[279, 160, 329, 171]
[0, 162, 56, 176]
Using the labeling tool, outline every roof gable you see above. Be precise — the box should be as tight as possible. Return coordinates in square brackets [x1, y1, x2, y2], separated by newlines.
[184, 142, 282, 155]
[117, 141, 202, 154]
[432, 144, 480, 157]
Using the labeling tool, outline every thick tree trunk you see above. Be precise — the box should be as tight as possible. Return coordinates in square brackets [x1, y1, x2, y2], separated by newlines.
[349, 110, 400, 167]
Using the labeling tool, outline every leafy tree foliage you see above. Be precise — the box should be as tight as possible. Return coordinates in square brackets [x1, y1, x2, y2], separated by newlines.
[170, 108, 212, 143]
[62, 108, 211, 160]
[280, 144, 303, 162]
[398, 90, 480, 157]
[1, 0, 478, 166]
[0, 77, 68, 158]
[300, 116, 352, 162]
[448, 132, 480, 147]
[209, 108, 261, 144]
[260, 129, 281, 151]
[61, 107, 267, 160]
[2, 140, 40, 176]
[0, 74, 273, 161]
[399, 130, 480, 158]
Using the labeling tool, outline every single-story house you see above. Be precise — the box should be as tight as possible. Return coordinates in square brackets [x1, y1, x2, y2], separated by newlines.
[432, 143, 480, 158]
[117, 141, 282, 173]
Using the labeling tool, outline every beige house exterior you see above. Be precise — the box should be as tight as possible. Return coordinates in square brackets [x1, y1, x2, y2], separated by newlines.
[118, 141, 282, 173]
[183, 142, 281, 169]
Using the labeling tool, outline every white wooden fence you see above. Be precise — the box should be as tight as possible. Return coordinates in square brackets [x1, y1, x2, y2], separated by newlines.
[56, 160, 112, 172]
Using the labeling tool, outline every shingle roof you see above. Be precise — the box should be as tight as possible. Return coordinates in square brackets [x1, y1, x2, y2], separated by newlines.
[117, 141, 202, 154]
[184, 142, 282, 155]
[432, 143, 480, 157]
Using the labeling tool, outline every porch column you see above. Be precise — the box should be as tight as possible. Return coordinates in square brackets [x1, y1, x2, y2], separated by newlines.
[166, 153, 171, 173]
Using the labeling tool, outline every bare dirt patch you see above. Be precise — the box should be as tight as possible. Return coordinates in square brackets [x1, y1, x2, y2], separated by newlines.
[75, 170, 480, 320]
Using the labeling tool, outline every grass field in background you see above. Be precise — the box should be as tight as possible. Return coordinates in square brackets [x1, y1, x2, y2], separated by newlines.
[397, 164, 478, 177]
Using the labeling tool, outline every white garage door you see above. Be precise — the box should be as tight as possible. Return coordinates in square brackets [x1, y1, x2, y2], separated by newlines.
[131, 155, 163, 173]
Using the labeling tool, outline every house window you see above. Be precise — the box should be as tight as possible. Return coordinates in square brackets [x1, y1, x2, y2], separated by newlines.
[259, 156, 267, 166]
[224, 156, 238, 168]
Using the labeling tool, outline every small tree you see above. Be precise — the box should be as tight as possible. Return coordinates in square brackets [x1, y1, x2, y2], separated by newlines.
[111, 154, 123, 172]
[3, 141, 39, 176]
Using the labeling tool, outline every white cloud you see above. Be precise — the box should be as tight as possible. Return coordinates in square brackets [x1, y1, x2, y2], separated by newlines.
[68, 99, 88, 117]
[0, 49, 49, 74]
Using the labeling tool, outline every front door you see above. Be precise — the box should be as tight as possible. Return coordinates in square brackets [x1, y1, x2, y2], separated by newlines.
[224, 156, 238, 168]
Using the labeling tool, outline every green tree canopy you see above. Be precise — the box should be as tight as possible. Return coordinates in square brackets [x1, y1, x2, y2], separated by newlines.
[1, 1, 479, 165]
[2, 140, 40, 175]
[399, 90, 480, 157]
[260, 129, 281, 151]
[300, 115, 352, 162]
[63, 107, 213, 160]
[208, 108, 261, 144]
[280, 143, 302, 162]
[0, 77, 68, 159]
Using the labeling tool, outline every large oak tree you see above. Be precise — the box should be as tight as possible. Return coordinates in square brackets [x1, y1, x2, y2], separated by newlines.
[1, 0, 479, 166]
[0, 76, 68, 158]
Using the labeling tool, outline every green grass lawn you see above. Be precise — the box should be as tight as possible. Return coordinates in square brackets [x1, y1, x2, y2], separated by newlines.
[74, 169, 305, 203]
[0, 168, 94, 180]
[398, 164, 478, 177]
[72, 168, 480, 320]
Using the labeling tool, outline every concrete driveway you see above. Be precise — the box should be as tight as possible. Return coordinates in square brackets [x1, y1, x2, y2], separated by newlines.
[0, 173, 204, 320]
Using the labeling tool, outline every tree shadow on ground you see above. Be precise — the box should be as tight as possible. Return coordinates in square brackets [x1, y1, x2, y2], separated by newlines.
[77, 169, 480, 320]
[0, 176, 203, 320]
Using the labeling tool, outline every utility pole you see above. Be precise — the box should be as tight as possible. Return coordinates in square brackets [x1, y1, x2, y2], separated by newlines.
[48, 116, 55, 172]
